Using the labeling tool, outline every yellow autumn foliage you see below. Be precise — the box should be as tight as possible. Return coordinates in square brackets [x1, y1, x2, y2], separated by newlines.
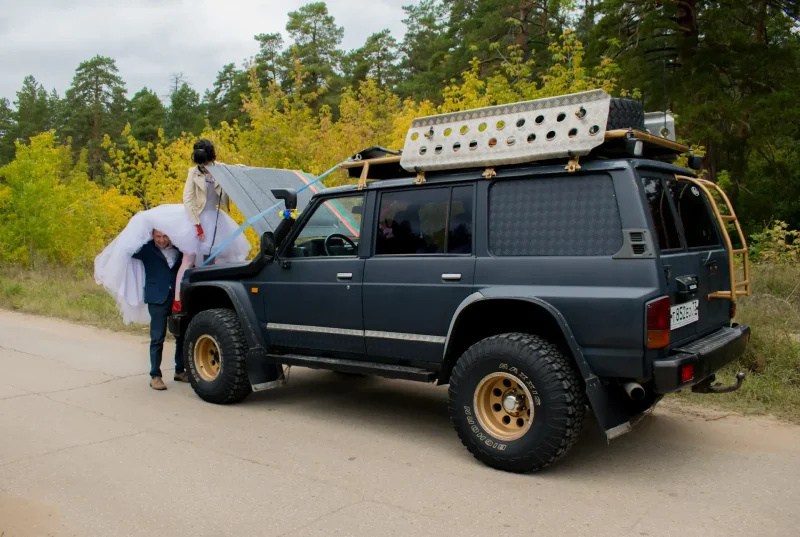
[2, 32, 625, 268]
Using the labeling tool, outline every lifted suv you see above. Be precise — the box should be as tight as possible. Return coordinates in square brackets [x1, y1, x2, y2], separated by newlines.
[170, 91, 751, 473]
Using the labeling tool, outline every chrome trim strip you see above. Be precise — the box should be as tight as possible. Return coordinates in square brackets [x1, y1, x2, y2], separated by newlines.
[266, 323, 445, 344]
[267, 323, 363, 338]
[365, 330, 445, 344]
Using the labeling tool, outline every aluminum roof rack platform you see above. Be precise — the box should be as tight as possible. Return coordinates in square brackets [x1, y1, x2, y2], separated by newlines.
[400, 89, 612, 172]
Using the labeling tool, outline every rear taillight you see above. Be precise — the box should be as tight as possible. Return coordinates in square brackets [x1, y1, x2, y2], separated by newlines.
[646, 296, 671, 349]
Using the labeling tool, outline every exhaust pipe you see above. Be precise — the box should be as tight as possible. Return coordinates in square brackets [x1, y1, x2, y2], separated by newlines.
[624, 382, 645, 401]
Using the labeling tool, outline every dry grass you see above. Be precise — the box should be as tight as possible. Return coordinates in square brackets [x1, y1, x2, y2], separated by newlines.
[672, 263, 800, 422]
[1, 263, 798, 421]
[0, 266, 148, 336]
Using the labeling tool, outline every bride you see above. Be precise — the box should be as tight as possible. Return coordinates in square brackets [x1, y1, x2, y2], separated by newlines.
[94, 139, 251, 324]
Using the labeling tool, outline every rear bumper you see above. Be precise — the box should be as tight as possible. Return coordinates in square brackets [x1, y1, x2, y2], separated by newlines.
[653, 324, 750, 394]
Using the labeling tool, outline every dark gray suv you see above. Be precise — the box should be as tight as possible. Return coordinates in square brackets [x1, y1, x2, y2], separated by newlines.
[169, 94, 751, 473]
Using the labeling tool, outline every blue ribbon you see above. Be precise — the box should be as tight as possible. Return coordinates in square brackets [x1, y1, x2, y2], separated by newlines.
[200, 162, 344, 266]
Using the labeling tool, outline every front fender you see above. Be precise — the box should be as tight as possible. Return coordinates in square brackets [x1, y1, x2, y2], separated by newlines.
[182, 282, 280, 388]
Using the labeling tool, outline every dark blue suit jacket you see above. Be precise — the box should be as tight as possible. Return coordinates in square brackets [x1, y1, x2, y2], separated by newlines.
[132, 241, 183, 305]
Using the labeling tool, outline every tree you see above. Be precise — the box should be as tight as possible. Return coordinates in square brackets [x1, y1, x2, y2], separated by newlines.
[0, 98, 15, 164]
[129, 88, 167, 143]
[166, 82, 205, 138]
[205, 63, 250, 127]
[12, 76, 55, 140]
[588, 0, 800, 233]
[282, 2, 344, 101]
[62, 55, 128, 181]
[396, 1, 452, 100]
[344, 30, 400, 89]
[254, 33, 285, 89]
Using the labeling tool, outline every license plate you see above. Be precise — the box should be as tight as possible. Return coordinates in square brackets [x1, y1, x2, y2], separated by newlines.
[671, 300, 699, 330]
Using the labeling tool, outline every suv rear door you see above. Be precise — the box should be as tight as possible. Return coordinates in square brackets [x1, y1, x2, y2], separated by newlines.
[639, 172, 730, 345]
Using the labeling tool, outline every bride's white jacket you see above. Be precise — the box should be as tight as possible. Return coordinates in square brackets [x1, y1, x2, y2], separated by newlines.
[182, 165, 231, 226]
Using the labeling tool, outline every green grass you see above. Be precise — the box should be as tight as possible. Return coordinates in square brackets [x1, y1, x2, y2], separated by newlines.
[0, 266, 148, 336]
[672, 263, 800, 422]
[1, 263, 798, 421]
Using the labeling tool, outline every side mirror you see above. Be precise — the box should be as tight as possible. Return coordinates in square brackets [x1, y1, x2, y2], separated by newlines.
[271, 188, 298, 210]
[261, 232, 276, 263]
[687, 154, 704, 171]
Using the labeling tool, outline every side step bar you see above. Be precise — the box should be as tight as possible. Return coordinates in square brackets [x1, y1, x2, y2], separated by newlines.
[268, 354, 437, 382]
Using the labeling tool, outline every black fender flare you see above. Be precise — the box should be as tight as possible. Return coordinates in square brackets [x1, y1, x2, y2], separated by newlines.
[443, 291, 631, 438]
[182, 281, 280, 388]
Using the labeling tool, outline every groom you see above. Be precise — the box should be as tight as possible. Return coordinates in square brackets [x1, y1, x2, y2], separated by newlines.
[133, 229, 188, 391]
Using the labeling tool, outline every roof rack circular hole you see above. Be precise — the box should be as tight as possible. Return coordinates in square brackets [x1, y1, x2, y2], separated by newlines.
[506, 136, 516, 146]
[453, 142, 462, 152]
[589, 125, 600, 135]
[460, 125, 469, 135]
[411, 132, 419, 141]
[546, 131, 556, 141]
[568, 128, 578, 138]
[419, 146, 428, 155]
[443, 127, 453, 137]
[527, 133, 536, 143]
[488, 138, 497, 148]
[516, 118, 525, 128]
[496, 120, 506, 130]
[535, 115, 545, 124]
[478, 122, 487, 132]
[469, 140, 478, 150]
[434, 145, 443, 154]
[557, 112, 566, 122]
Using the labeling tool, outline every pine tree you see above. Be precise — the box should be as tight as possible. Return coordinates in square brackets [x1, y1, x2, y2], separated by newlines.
[129, 88, 166, 143]
[166, 82, 205, 138]
[344, 30, 400, 89]
[396, 1, 452, 100]
[62, 55, 128, 181]
[282, 2, 344, 103]
[0, 97, 15, 164]
[254, 33, 285, 89]
[205, 63, 250, 127]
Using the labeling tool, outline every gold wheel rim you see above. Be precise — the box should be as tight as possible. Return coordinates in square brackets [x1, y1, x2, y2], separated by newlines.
[473, 372, 534, 441]
[194, 335, 222, 382]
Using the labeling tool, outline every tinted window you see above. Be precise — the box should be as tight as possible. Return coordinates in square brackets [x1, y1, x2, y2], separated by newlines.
[375, 187, 473, 255]
[288, 195, 363, 258]
[489, 175, 623, 256]
[448, 186, 473, 254]
[668, 181, 719, 248]
[642, 177, 681, 250]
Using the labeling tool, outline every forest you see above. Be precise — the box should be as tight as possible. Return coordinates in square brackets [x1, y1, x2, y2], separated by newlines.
[0, 0, 799, 268]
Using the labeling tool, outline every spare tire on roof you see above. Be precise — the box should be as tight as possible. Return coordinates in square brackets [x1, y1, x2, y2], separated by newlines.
[606, 98, 645, 131]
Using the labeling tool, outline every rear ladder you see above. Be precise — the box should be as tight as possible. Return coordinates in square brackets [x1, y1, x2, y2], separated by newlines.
[675, 175, 752, 302]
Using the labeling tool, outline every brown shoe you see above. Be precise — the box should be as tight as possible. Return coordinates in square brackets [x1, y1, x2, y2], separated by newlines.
[150, 377, 167, 391]
[173, 372, 189, 383]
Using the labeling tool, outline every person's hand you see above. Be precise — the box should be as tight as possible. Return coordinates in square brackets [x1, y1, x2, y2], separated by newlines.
[195, 224, 205, 242]
[198, 233, 205, 242]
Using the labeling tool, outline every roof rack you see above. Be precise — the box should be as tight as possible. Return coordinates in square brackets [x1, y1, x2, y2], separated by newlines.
[341, 129, 689, 189]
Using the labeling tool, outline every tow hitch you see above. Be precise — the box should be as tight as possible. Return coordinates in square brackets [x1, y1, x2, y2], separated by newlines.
[691, 372, 745, 394]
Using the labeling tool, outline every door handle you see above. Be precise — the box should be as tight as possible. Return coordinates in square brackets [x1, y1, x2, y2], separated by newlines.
[442, 273, 462, 281]
[336, 273, 353, 280]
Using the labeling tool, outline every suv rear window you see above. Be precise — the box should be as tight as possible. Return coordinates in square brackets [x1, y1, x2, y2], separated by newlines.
[668, 181, 720, 248]
[642, 177, 681, 250]
[488, 175, 623, 256]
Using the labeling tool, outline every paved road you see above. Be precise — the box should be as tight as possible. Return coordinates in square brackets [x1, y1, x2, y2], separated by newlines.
[1, 310, 799, 537]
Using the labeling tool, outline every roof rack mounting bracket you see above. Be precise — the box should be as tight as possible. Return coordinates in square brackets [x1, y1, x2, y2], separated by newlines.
[414, 171, 426, 185]
[566, 156, 581, 173]
[482, 167, 497, 179]
[357, 161, 370, 190]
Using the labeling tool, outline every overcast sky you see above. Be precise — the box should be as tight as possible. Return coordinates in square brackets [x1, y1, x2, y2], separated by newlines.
[0, 0, 413, 102]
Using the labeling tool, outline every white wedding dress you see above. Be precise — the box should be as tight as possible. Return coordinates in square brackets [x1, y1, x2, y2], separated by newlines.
[94, 203, 251, 325]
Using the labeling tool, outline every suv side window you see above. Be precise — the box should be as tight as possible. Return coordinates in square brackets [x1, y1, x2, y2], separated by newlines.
[642, 177, 682, 251]
[286, 195, 364, 258]
[375, 186, 474, 255]
[667, 181, 720, 248]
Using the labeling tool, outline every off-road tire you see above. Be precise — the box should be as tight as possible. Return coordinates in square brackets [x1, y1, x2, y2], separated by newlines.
[606, 98, 645, 131]
[185, 308, 252, 404]
[448, 333, 585, 473]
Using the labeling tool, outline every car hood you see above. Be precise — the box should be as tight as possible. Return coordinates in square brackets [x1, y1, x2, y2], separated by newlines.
[205, 164, 320, 236]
